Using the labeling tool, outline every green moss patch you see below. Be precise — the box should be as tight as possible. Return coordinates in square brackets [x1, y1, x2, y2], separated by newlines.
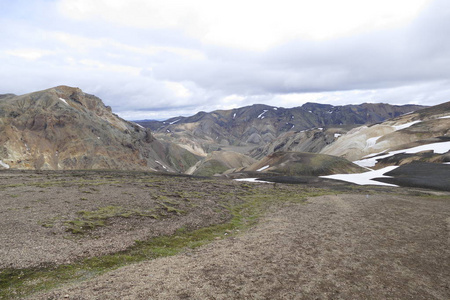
[64, 206, 157, 234]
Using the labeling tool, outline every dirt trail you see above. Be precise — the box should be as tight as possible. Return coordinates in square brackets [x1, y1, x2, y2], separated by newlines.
[34, 193, 450, 300]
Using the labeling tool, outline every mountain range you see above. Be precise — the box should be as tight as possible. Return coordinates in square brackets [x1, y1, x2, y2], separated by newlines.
[1, 86, 448, 190]
[137, 102, 424, 155]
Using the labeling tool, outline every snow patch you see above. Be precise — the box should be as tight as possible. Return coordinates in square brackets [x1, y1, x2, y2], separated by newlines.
[155, 160, 168, 170]
[354, 141, 450, 168]
[334, 133, 341, 138]
[0, 160, 10, 169]
[257, 165, 270, 172]
[257, 110, 268, 119]
[233, 113, 236, 119]
[400, 111, 414, 116]
[362, 150, 387, 159]
[365, 136, 381, 148]
[393, 120, 421, 131]
[273, 107, 278, 110]
[438, 115, 450, 119]
[169, 119, 181, 125]
[235, 178, 269, 183]
[321, 166, 399, 187]
[58, 97, 69, 105]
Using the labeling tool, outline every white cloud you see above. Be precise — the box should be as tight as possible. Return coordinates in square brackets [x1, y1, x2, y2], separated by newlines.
[50, 32, 107, 52]
[57, 0, 431, 51]
[164, 81, 192, 98]
[78, 59, 142, 76]
[4, 49, 55, 60]
[1, 0, 449, 121]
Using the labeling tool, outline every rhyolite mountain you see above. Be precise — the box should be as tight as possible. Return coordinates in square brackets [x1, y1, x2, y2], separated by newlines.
[231, 103, 449, 190]
[251, 101, 449, 169]
[320, 100, 450, 163]
[136, 103, 425, 155]
[0, 86, 200, 171]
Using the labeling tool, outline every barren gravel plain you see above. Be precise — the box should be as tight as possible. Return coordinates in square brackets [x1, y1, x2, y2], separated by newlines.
[0, 170, 449, 299]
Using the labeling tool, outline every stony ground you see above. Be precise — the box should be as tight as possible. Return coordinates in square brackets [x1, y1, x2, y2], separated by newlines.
[0, 170, 449, 299]
[0, 170, 243, 270]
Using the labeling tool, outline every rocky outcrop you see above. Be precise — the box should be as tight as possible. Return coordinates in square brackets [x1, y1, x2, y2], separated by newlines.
[0, 86, 200, 171]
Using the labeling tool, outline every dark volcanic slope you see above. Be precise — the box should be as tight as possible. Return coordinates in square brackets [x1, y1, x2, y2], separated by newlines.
[0, 86, 200, 171]
[137, 103, 425, 147]
[376, 162, 450, 191]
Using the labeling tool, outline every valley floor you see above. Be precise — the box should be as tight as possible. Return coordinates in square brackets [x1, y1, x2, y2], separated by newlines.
[0, 171, 449, 299]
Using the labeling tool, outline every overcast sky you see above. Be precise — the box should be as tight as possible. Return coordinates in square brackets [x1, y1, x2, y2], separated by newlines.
[1, 0, 449, 120]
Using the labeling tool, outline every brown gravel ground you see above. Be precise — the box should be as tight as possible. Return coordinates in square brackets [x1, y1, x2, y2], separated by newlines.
[1, 170, 449, 299]
[32, 192, 450, 299]
[0, 170, 241, 269]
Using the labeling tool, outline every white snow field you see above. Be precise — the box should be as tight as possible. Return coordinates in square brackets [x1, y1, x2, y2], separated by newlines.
[320, 166, 399, 187]
[322, 141, 450, 186]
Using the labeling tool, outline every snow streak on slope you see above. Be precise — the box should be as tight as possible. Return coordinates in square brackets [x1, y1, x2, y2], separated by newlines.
[59, 98, 69, 105]
[365, 136, 381, 148]
[0, 160, 10, 169]
[257, 110, 268, 119]
[392, 120, 422, 131]
[257, 165, 270, 172]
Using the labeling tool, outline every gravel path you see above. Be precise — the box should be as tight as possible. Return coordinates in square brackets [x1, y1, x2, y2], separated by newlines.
[33, 193, 450, 299]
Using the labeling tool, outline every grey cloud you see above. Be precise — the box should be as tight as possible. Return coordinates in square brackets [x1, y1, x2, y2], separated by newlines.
[150, 0, 450, 98]
[1, 0, 449, 120]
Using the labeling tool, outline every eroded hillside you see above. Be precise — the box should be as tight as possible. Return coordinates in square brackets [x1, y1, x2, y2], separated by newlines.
[0, 86, 200, 172]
